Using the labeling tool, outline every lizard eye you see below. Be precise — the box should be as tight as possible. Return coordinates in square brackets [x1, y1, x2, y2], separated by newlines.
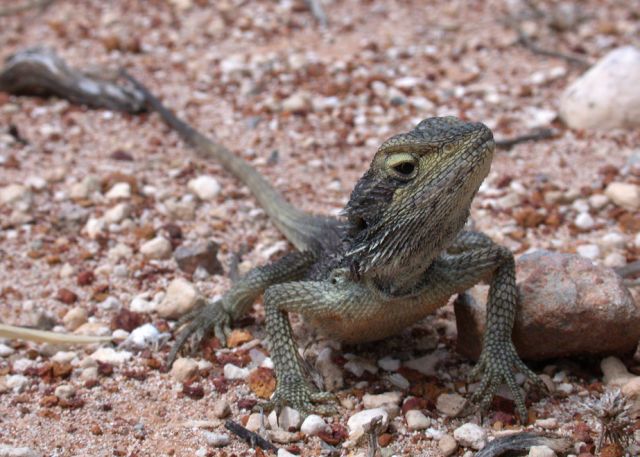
[386, 153, 418, 180]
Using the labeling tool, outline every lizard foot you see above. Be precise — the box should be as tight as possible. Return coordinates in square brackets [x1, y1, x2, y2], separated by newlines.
[258, 375, 338, 417]
[167, 298, 232, 367]
[469, 340, 547, 422]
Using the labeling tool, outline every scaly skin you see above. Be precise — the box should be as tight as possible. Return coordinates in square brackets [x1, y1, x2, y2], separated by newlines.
[128, 78, 545, 421]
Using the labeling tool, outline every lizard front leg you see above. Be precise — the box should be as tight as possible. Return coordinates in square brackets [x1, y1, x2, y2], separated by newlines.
[435, 231, 546, 421]
[261, 280, 358, 416]
[168, 251, 316, 366]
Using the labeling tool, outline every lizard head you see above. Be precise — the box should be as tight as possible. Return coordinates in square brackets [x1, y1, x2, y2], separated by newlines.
[343, 116, 494, 280]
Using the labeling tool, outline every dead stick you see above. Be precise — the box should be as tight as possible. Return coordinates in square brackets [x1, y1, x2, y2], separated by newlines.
[495, 128, 557, 150]
[224, 419, 278, 452]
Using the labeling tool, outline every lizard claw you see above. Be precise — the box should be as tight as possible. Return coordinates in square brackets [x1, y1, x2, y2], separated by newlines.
[167, 298, 232, 368]
[257, 376, 338, 417]
[468, 340, 544, 423]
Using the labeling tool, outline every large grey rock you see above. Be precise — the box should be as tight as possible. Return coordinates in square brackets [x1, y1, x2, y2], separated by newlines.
[456, 250, 639, 360]
[560, 46, 640, 130]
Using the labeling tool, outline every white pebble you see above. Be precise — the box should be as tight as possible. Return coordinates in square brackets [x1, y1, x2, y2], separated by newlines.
[601, 232, 626, 250]
[103, 203, 131, 224]
[157, 278, 199, 319]
[63, 307, 88, 331]
[188, 175, 221, 200]
[51, 351, 77, 364]
[54, 384, 76, 400]
[528, 445, 557, 457]
[605, 182, 640, 210]
[405, 409, 431, 431]
[604, 252, 627, 268]
[204, 432, 230, 447]
[90, 347, 132, 365]
[0, 343, 15, 357]
[128, 323, 161, 347]
[108, 243, 133, 261]
[140, 236, 172, 260]
[576, 244, 600, 260]
[387, 373, 410, 390]
[362, 391, 402, 410]
[130, 295, 156, 313]
[439, 434, 458, 456]
[170, 358, 199, 382]
[105, 182, 131, 199]
[347, 408, 389, 441]
[84, 217, 106, 239]
[535, 417, 558, 429]
[588, 194, 609, 210]
[574, 212, 594, 230]
[453, 423, 487, 450]
[300, 414, 329, 436]
[245, 413, 265, 432]
[377, 356, 400, 371]
[223, 363, 250, 380]
[6, 374, 29, 392]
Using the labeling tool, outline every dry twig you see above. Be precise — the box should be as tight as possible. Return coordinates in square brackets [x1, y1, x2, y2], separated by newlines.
[224, 419, 278, 452]
[495, 128, 557, 150]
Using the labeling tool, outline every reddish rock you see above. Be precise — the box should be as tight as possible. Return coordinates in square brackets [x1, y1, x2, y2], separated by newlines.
[56, 288, 78, 304]
[173, 240, 223, 275]
[456, 250, 640, 360]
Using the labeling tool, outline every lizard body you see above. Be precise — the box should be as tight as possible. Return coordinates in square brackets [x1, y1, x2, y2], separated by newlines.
[119, 76, 544, 420]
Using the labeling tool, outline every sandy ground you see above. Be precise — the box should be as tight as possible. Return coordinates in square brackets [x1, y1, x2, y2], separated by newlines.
[1, 0, 640, 456]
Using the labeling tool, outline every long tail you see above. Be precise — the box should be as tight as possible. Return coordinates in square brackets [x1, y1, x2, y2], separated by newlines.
[123, 72, 340, 253]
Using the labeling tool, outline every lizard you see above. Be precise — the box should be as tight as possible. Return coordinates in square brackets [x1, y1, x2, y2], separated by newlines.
[121, 76, 546, 422]
[0, 48, 545, 421]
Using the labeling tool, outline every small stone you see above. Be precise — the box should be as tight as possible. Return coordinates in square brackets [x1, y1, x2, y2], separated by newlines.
[128, 323, 161, 347]
[0, 184, 32, 209]
[343, 354, 378, 377]
[56, 288, 78, 304]
[188, 175, 221, 200]
[439, 434, 458, 456]
[405, 410, 431, 431]
[605, 182, 640, 210]
[157, 278, 199, 319]
[277, 450, 298, 457]
[576, 244, 600, 260]
[54, 384, 76, 400]
[140, 236, 172, 260]
[404, 352, 441, 376]
[223, 363, 250, 380]
[105, 182, 131, 199]
[62, 307, 88, 331]
[204, 432, 230, 447]
[436, 393, 467, 417]
[453, 423, 487, 450]
[6, 374, 29, 392]
[362, 391, 402, 410]
[0, 344, 15, 357]
[174, 241, 223, 275]
[347, 408, 389, 441]
[282, 92, 311, 114]
[212, 398, 231, 418]
[51, 351, 77, 364]
[84, 217, 106, 239]
[108, 243, 133, 262]
[589, 194, 609, 210]
[604, 252, 626, 268]
[103, 203, 132, 224]
[601, 356, 635, 386]
[80, 366, 98, 381]
[387, 372, 410, 390]
[74, 322, 110, 337]
[575, 212, 595, 230]
[170, 357, 199, 382]
[300, 414, 329, 436]
[69, 176, 100, 199]
[600, 233, 626, 250]
[528, 445, 557, 457]
[377, 357, 400, 371]
[535, 418, 558, 429]
[278, 406, 302, 431]
[245, 413, 264, 432]
[130, 295, 155, 313]
[90, 347, 132, 365]
[0, 445, 41, 457]
[269, 430, 302, 444]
